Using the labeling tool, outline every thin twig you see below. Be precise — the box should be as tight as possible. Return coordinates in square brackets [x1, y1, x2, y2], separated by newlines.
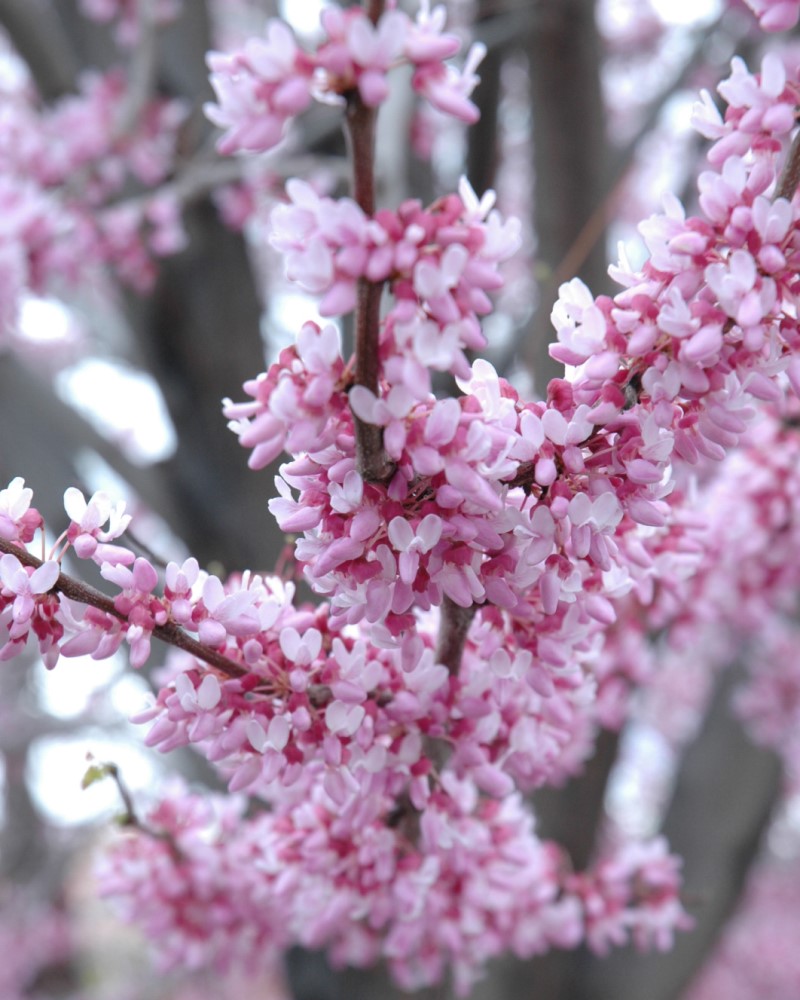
[105, 761, 139, 823]
[97, 760, 184, 856]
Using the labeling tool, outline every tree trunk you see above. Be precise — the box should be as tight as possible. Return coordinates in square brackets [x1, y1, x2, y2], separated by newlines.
[575, 669, 782, 1000]
[523, 0, 609, 395]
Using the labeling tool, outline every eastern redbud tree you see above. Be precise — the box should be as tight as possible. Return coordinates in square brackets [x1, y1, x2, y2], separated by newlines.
[3, 1, 800, 998]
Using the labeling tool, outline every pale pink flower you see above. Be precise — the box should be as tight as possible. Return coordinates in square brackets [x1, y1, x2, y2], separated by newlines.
[279, 626, 322, 666]
[387, 515, 443, 584]
[0, 555, 60, 666]
[0, 478, 42, 543]
[198, 575, 261, 645]
[64, 486, 131, 559]
[205, 21, 314, 155]
[0, 555, 59, 629]
[404, 1, 461, 63]
[411, 42, 486, 124]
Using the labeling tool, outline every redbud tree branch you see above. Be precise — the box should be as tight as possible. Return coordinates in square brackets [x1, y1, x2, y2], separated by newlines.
[0, 537, 381, 710]
[345, 0, 393, 484]
[343, 1, 475, 677]
[0, 536, 249, 681]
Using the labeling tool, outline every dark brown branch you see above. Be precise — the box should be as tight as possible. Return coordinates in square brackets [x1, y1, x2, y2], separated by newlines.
[344, 0, 393, 485]
[776, 128, 800, 201]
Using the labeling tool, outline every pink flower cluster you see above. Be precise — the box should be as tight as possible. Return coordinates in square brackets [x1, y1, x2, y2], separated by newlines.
[98, 777, 685, 996]
[0, 478, 42, 544]
[0, 553, 61, 668]
[0, 60, 188, 336]
[196, 46, 800, 981]
[0, 480, 60, 668]
[269, 176, 520, 381]
[615, 404, 800, 776]
[570, 837, 692, 955]
[205, 2, 485, 155]
[223, 321, 349, 471]
[0, 468, 694, 988]
[218, 53, 800, 704]
[735, 622, 800, 776]
[692, 52, 799, 165]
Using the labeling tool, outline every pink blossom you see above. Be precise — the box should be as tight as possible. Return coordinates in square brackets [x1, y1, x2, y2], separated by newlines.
[411, 42, 486, 124]
[404, 1, 461, 63]
[206, 20, 314, 155]
[205, 3, 482, 158]
[164, 557, 201, 624]
[0, 555, 59, 624]
[0, 555, 61, 667]
[57, 599, 124, 660]
[223, 321, 347, 469]
[574, 838, 692, 956]
[99, 556, 165, 667]
[550, 277, 609, 364]
[316, 7, 408, 108]
[8, 18, 800, 994]
[198, 575, 262, 645]
[64, 486, 131, 559]
[0, 478, 42, 544]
